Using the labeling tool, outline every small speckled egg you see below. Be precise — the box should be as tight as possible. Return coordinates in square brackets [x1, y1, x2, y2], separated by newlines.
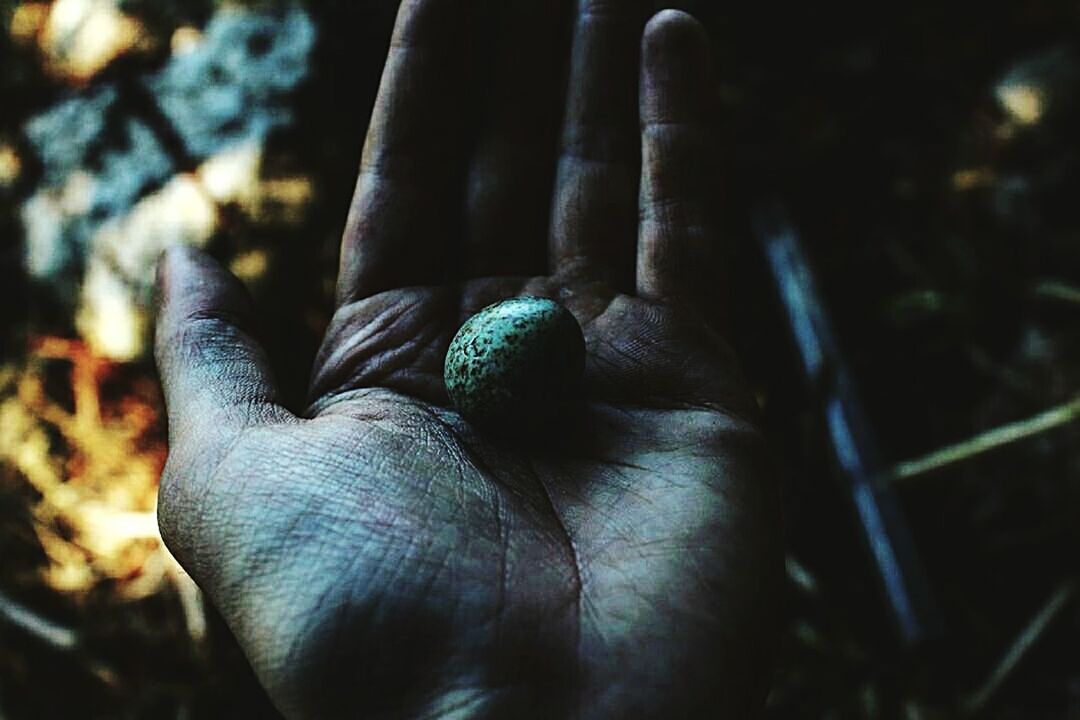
[444, 297, 586, 430]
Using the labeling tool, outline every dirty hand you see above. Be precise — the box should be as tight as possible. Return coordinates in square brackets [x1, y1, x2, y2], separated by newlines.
[155, 2, 781, 718]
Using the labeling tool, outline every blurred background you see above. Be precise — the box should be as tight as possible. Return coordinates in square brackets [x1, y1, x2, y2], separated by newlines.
[0, 0, 1077, 717]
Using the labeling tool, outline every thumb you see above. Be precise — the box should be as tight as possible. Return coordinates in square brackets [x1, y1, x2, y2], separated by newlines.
[154, 246, 293, 570]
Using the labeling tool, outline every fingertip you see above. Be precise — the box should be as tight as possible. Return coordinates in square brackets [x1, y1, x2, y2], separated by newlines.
[640, 9, 712, 131]
[642, 9, 710, 66]
[156, 244, 205, 304]
[644, 8, 704, 35]
[156, 245, 254, 324]
[157, 244, 203, 304]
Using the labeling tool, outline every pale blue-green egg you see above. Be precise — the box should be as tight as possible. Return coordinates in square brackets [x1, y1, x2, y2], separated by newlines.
[444, 297, 585, 429]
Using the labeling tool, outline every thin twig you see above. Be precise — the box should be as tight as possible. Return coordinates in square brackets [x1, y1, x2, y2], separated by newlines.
[0, 588, 125, 690]
[755, 203, 940, 646]
[0, 588, 79, 652]
[887, 395, 1080, 483]
[961, 579, 1076, 716]
[1033, 279, 1080, 306]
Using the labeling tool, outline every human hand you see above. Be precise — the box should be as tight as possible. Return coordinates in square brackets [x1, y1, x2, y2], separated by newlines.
[155, 2, 781, 718]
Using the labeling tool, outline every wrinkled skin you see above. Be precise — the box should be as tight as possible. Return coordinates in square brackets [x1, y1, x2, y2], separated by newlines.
[155, 2, 782, 718]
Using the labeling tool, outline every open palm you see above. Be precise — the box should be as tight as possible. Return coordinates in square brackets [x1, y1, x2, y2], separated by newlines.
[156, 2, 781, 718]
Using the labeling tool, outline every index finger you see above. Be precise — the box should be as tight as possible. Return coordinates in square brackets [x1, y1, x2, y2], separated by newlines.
[336, 0, 479, 306]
